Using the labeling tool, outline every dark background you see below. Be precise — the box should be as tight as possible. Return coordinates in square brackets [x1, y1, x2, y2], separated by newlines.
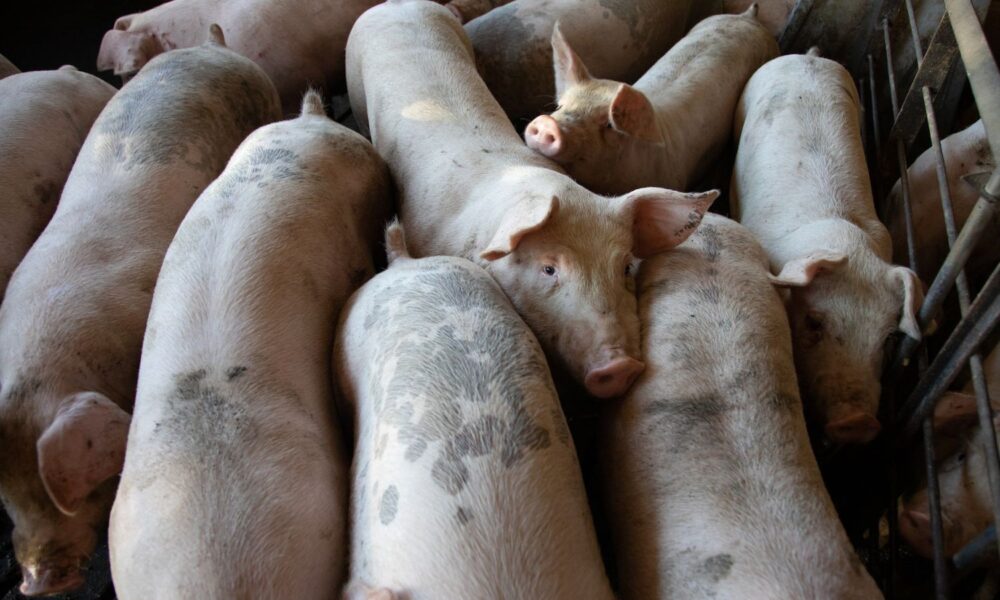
[0, 1, 163, 82]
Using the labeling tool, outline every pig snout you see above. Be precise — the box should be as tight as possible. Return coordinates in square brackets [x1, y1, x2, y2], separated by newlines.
[898, 506, 936, 558]
[524, 115, 564, 159]
[584, 351, 645, 399]
[19, 561, 85, 597]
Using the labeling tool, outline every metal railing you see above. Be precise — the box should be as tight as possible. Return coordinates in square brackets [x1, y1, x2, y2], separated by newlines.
[863, 0, 1000, 597]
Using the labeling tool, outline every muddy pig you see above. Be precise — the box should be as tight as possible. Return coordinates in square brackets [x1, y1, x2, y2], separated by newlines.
[601, 213, 883, 599]
[335, 222, 614, 599]
[0, 27, 280, 596]
[465, 0, 699, 125]
[732, 52, 923, 445]
[109, 90, 387, 600]
[0, 66, 115, 300]
[347, 0, 717, 399]
[525, 6, 777, 195]
[97, 0, 380, 113]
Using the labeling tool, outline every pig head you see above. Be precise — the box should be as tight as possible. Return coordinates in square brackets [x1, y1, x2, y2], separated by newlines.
[769, 248, 923, 444]
[96, 15, 166, 79]
[0, 388, 130, 596]
[478, 183, 718, 398]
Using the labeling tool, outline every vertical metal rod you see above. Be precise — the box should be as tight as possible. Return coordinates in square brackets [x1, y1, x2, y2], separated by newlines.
[945, 0, 1000, 160]
[904, 0, 925, 65]
[885, 21, 922, 274]
[923, 417, 950, 598]
[923, 85, 1000, 560]
[868, 55, 884, 160]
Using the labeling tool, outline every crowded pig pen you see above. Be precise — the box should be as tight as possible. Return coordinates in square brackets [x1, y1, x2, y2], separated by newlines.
[0, 0, 997, 597]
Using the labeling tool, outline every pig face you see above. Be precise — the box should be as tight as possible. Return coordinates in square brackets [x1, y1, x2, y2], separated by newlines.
[899, 422, 997, 558]
[480, 183, 717, 399]
[0, 390, 130, 596]
[771, 253, 923, 444]
[523, 24, 663, 195]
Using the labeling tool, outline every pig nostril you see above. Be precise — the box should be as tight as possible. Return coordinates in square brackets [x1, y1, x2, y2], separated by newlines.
[544, 134, 555, 145]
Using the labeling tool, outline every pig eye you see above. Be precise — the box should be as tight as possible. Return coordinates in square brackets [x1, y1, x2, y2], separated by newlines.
[542, 265, 557, 276]
[625, 263, 633, 276]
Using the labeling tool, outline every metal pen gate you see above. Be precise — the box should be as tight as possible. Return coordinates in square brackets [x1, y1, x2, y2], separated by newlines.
[857, 0, 1000, 597]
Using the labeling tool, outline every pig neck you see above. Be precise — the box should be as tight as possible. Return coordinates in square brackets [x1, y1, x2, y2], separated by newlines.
[635, 20, 770, 190]
[771, 219, 892, 275]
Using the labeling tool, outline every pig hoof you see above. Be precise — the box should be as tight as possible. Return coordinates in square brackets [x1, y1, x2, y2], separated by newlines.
[584, 357, 645, 398]
[19, 564, 85, 597]
[824, 413, 881, 444]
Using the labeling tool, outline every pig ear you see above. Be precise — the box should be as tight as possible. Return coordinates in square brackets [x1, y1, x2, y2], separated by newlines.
[552, 22, 591, 98]
[37, 392, 131, 516]
[608, 84, 664, 145]
[97, 29, 163, 75]
[767, 252, 848, 287]
[624, 188, 718, 258]
[480, 195, 559, 261]
[891, 266, 924, 340]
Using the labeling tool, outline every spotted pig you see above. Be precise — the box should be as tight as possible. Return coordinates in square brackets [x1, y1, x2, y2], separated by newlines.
[600, 214, 883, 599]
[109, 90, 387, 599]
[335, 222, 614, 600]
[0, 27, 279, 597]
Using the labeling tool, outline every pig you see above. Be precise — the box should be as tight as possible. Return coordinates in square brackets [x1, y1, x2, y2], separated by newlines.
[731, 53, 923, 445]
[900, 344, 1000, 558]
[524, 6, 778, 195]
[886, 119, 998, 285]
[109, 90, 387, 600]
[335, 222, 615, 599]
[0, 67, 116, 301]
[0, 27, 280, 596]
[444, 0, 511, 23]
[465, 0, 700, 125]
[347, 0, 717, 399]
[600, 213, 883, 599]
[97, 0, 380, 114]
[0, 53, 19, 79]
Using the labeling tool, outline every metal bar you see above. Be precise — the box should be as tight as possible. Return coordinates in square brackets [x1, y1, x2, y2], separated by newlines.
[884, 21, 922, 273]
[778, 0, 816, 52]
[945, 0, 1000, 159]
[898, 263, 1000, 438]
[922, 417, 950, 598]
[868, 55, 884, 164]
[952, 525, 998, 575]
[923, 84, 1000, 562]
[888, 12, 961, 147]
[904, 0, 925, 64]
[891, 170, 1000, 371]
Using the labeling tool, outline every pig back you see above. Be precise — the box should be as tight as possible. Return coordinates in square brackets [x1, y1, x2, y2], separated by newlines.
[337, 256, 613, 599]
[466, 0, 695, 125]
[733, 54, 888, 253]
[601, 214, 881, 599]
[0, 67, 115, 299]
[110, 113, 386, 600]
[0, 41, 280, 404]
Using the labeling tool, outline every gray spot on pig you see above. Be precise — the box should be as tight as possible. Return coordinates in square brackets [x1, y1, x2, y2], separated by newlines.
[96, 46, 277, 174]
[225, 366, 247, 381]
[699, 553, 734, 582]
[176, 369, 209, 401]
[672, 211, 703, 238]
[698, 225, 722, 263]
[597, 0, 640, 35]
[31, 180, 61, 206]
[456, 506, 472, 526]
[364, 260, 554, 496]
[379, 485, 399, 525]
